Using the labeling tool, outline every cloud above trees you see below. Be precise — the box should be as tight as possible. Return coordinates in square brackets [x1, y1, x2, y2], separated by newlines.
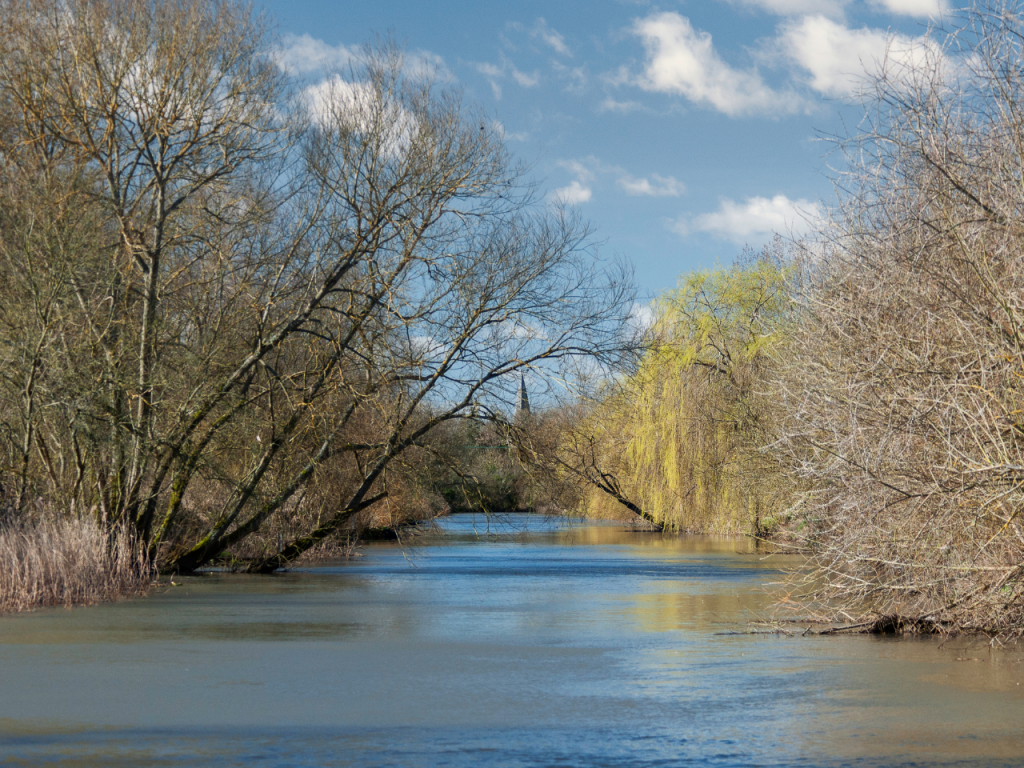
[632, 12, 803, 116]
[630, 10, 941, 112]
[277, 33, 356, 74]
[618, 173, 685, 197]
[777, 15, 935, 96]
[723, 0, 948, 17]
[673, 194, 821, 242]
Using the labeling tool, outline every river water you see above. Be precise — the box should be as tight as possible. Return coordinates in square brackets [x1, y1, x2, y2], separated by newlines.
[1, 514, 1022, 767]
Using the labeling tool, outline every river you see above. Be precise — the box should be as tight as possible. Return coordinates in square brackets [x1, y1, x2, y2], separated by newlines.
[1, 514, 1022, 767]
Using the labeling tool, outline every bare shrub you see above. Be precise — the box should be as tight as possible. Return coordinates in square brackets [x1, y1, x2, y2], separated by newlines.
[0, 518, 149, 613]
[776, 3, 1024, 637]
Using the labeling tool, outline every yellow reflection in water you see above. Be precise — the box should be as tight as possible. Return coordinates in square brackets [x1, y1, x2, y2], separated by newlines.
[611, 585, 771, 633]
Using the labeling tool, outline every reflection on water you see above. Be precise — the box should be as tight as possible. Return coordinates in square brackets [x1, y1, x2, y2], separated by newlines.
[1, 513, 1022, 767]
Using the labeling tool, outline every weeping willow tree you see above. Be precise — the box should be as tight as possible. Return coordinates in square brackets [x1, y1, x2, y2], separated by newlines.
[581, 253, 793, 533]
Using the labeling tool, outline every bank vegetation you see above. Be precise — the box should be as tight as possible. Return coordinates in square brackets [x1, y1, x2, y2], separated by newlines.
[7, 0, 1024, 640]
[0, 0, 637, 610]
[0, 517, 147, 612]
[543, 2, 1024, 639]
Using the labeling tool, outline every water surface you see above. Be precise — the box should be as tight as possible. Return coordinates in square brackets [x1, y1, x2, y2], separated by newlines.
[1, 514, 1022, 766]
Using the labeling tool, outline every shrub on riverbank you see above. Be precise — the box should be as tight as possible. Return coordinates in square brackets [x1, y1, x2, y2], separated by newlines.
[543, 6, 1024, 638]
[0, 518, 149, 613]
[771, 5, 1024, 638]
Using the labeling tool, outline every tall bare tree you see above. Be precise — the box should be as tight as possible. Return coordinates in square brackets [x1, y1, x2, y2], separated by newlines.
[0, 0, 637, 573]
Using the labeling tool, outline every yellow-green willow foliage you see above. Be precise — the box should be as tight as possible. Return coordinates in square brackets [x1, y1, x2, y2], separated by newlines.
[584, 257, 792, 533]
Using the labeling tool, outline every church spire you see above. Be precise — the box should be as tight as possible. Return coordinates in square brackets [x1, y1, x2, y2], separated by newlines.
[514, 371, 531, 420]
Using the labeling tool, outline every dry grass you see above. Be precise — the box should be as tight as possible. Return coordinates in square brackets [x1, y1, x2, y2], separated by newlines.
[0, 518, 150, 613]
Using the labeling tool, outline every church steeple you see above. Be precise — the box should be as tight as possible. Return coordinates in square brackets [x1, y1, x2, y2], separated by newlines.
[514, 371, 531, 420]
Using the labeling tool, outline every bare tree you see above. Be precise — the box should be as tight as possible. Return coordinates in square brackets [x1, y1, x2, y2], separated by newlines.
[0, 0, 287, 529]
[0, 0, 637, 573]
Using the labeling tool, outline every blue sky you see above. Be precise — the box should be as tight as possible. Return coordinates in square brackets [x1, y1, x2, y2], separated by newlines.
[265, 0, 949, 299]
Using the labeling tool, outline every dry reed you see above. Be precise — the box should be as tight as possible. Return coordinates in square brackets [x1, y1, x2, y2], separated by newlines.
[0, 518, 150, 613]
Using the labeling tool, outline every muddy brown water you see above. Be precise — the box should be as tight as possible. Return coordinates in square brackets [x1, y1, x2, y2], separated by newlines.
[1, 514, 1022, 766]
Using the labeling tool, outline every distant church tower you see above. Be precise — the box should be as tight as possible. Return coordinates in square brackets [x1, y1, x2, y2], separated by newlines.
[514, 371, 531, 421]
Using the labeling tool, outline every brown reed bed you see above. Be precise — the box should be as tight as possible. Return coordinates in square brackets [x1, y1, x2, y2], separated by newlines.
[0, 518, 151, 613]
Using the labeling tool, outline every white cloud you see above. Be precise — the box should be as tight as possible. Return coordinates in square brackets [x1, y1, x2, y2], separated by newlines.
[511, 67, 539, 87]
[407, 334, 446, 361]
[277, 33, 356, 74]
[558, 158, 598, 183]
[476, 62, 504, 78]
[598, 97, 646, 113]
[475, 62, 504, 99]
[552, 181, 593, 204]
[474, 55, 539, 100]
[491, 119, 528, 142]
[723, 0, 849, 16]
[779, 16, 936, 96]
[552, 158, 596, 204]
[404, 50, 454, 83]
[553, 157, 685, 202]
[725, 0, 946, 17]
[277, 35, 452, 84]
[675, 194, 820, 242]
[869, 0, 949, 17]
[626, 302, 656, 339]
[603, 65, 634, 88]
[302, 76, 416, 156]
[618, 173, 685, 197]
[302, 76, 366, 124]
[633, 12, 803, 116]
[531, 18, 571, 56]
[552, 61, 588, 91]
